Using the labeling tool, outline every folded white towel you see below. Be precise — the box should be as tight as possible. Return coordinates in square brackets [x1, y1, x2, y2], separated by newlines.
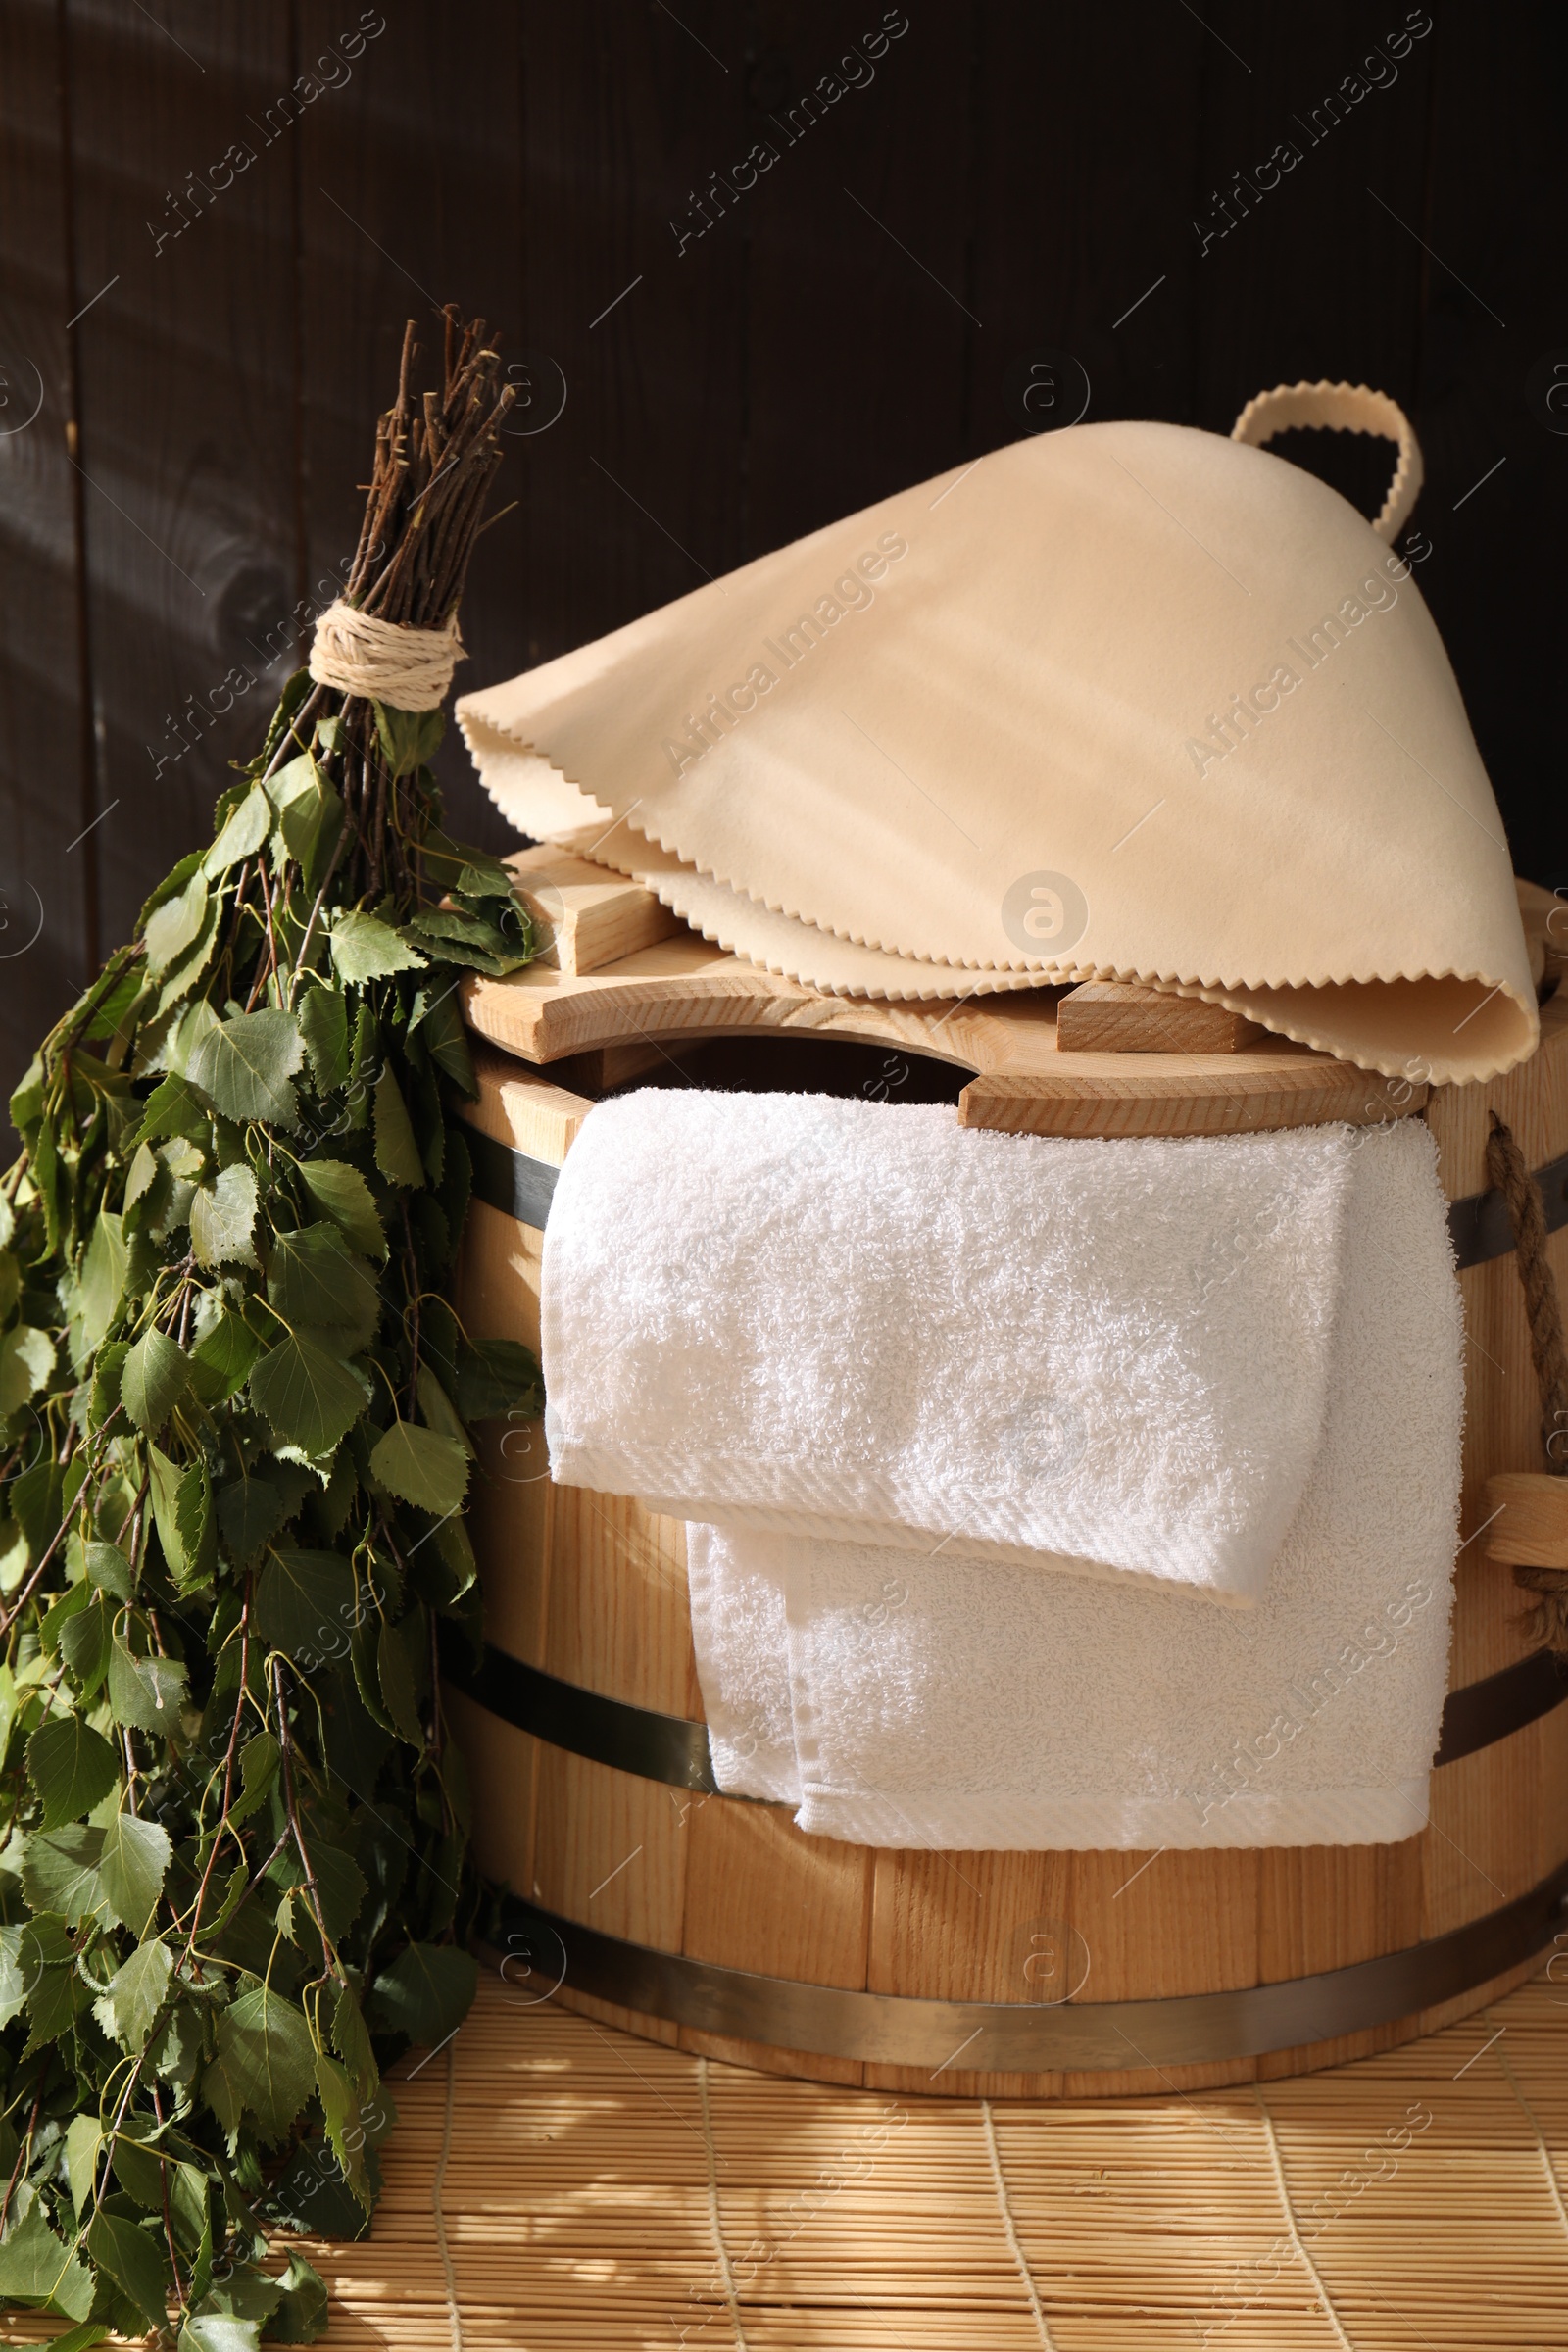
[687, 1121, 1463, 1848]
[543, 1092, 1361, 1604]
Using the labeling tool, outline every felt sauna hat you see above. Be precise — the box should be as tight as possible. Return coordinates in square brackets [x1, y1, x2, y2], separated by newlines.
[458, 380, 1538, 1084]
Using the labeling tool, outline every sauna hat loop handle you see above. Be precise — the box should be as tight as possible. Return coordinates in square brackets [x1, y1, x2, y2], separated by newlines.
[1231, 378, 1423, 545]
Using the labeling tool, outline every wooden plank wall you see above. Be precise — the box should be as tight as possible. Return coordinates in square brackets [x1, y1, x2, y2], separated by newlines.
[0, 0, 1561, 1111]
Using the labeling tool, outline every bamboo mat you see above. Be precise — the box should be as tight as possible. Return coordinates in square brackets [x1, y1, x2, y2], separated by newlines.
[7, 1971, 1568, 2350]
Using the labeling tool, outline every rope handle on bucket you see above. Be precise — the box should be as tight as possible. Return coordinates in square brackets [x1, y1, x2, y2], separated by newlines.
[1231, 379, 1423, 544]
[1485, 1113, 1568, 1651]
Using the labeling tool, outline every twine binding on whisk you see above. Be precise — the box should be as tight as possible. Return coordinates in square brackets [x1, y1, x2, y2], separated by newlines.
[308, 599, 465, 712]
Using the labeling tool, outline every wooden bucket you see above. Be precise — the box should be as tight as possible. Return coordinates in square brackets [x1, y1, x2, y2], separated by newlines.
[444, 854, 1568, 2095]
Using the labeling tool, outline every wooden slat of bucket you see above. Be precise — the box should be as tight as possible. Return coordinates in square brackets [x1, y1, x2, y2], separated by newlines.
[1254, 1838, 1425, 2081]
[860, 1849, 1075, 2102]
[678, 1799, 874, 2087]
[1058, 1850, 1263, 2099]
[448, 975, 1568, 2095]
[531, 1743, 687, 1955]
[544, 1485, 698, 1716]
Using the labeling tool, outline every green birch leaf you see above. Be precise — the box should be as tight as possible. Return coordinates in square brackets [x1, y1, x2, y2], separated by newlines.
[297, 986, 349, 1093]
[31, 1114, 59, 1253]
[315, 2050, 372, 2210]
[254, 1548, 354, 1660]
[227, 1731, 280, 1829]
[0, 1324, 55, 1415]
[122, 1327, 189, 1435]
[368, 1421, 468, 1517]
[123, 1139, 161, 1207]
[376, 1619, 423, 1746]
[329, 1979, 377, 2101]
[187, 1009, 305, 1129]
[204, 1982, 317, 2142]
[59, 1593, 114, 1697]
[345, 1004, 377, 1127]
[411, 977, 477, 1088]
[111, 2131, 172, 2211]
[419, 828, 509, 894]
[265, 748, 321, 812]
[86, 1540, 134, 1598]
[23, 1958, 88, 2051]
[203, 781, 271, 876]
[147, 1443, 184, 1570]
[298, 1159, 385, 1258]
[139, 846, 203, 929]
[11, 1455, 63, 1562]
[217, 1474, 292, 1567]
[406, 906, 503, 955]
[156, 898, 221, 1014]
[249, 1333, 369, 1456]
[175, 1458, 217, 1584]
[21, 1825, 106, 1925]
[368, 1941, 476, 2047]
[26, 1714, 120, 1827]
[96, 1935, 173, 2049]
[180, 2312, 264, 2352]
[372, 701, 444, 778]
[144, 868, 209, 978]
[416, 1363, 471, 1455]
[190, 1163, 260, 1269]
[279, 768, 342, 879]
[65, 2111, 104, 2212]
[150, 1999, 207, 2095]
[0, 2200, 95, 2315]
[269, 2252, 329, 2343]
[77, 1211, 128, 1350]
[86, 2206, 171, 2334]
[331, 908, 426, 984]
[39, 1578, 90, 1655]
[454, 1337, 543, 1424]
[0, 1924, 26, 2029]
[133, 1071, 208, 1149]
[372, 1067, 423, 1189]
[267, 1224, 381, 1351]
[0, 1516, 25, 1594]
[98, 1812, 172, 1934]
[108, 1638, 189, 1737]
[188, 1306, 261, 1404]
[302, 1844, 367, 1943]
[8, 1052, 43, 1140]
[149, 1448, 215, 1588]
[88, 1339, 129, 1430]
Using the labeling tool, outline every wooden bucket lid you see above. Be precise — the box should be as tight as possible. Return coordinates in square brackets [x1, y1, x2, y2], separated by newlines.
[458, 847, 1449, 1138]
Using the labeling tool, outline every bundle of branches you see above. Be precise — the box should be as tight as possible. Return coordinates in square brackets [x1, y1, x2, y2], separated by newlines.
[0, 311, 540, 2346]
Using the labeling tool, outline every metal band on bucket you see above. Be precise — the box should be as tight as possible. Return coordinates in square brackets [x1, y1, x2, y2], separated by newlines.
[487, 1867, 1568, 2072]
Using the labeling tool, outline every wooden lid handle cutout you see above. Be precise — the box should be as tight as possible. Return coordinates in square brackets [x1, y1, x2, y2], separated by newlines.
[1231, 379, 1423, 544]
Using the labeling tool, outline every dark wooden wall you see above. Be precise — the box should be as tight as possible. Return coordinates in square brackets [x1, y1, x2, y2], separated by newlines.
[0, 0, 1561, 1110]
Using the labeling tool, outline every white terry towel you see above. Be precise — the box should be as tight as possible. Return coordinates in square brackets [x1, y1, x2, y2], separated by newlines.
[686, 1121, 1464, 1848]
[542, 1091, 1361, 1604]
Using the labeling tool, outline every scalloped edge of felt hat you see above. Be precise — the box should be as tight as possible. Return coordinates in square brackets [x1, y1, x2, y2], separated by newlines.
[461, 716, 1539, 1081]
